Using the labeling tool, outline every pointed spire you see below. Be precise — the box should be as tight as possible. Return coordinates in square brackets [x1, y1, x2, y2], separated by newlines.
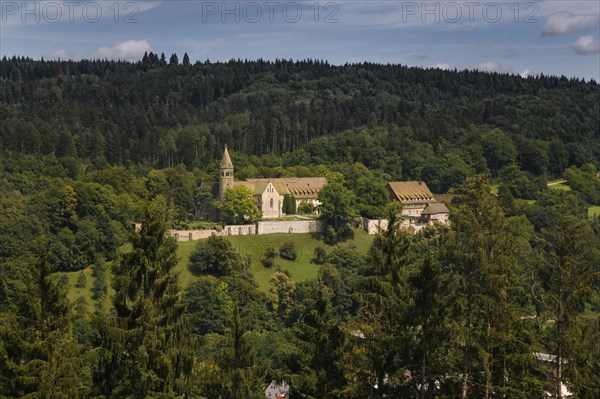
[220, 145, 233, 169]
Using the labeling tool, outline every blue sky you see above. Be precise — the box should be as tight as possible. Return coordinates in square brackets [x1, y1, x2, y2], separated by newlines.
[1, 0, 599, 80]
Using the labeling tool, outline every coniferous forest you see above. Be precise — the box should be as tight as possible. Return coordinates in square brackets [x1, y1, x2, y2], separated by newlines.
[0, 55, 599, 398]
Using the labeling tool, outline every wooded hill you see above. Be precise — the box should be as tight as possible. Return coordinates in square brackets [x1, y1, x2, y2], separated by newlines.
[1, 55, 598, 180]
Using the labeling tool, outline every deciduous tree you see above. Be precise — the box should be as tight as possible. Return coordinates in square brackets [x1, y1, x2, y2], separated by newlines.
[218, 185, 262, 225]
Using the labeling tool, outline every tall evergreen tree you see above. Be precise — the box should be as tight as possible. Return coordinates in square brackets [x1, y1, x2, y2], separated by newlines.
[182, 53, 190, 67]
[169, 53, 178, 66]
[192, 303, 265, 399]
[535, 213, 597, 398]
[0, 241, 89, 398]
[288, 284, 347, 398]
[349, 202, 414, 397]
[442, 176, 538, 398]
[406, 229, 453, 399]
[93, 196, 194, 398]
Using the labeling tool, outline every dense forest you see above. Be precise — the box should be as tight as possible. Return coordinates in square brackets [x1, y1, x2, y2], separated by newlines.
[0, 56, 599, 398]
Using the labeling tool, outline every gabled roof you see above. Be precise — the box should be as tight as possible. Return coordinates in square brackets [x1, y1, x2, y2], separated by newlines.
[232, 181, 261, 195]
[279, 177, 327, 199]
[421, 202, 449, 215]
[387, 181, 435, 203]
[242, 177, 327, 199]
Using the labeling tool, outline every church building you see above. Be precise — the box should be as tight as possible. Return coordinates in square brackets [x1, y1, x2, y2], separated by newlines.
[218, 146, 326, 219]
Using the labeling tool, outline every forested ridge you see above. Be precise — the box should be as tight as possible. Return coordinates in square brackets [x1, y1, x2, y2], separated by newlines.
[0, 56, 599, 398]
[1, 55, 598, 173]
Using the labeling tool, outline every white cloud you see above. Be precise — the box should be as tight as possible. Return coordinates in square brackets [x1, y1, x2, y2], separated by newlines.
[429, 63, 450, 70]
[471, 61, 504, 73]
[43, 49, 77, 60]
[93, 40, 152, 61]
[520, 69, 531, 78]
[542, 13, 600, 36]
[571, 35, 600, 55]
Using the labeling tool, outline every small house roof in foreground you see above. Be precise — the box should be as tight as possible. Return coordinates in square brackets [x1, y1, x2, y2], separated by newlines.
[387, 181, 435, 202]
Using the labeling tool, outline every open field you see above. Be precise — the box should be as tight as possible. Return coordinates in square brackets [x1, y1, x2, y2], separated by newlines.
[229, 229, 374, 291]
[60, 229, 375, 308]
[549, 183, 571, 191]
[61, 267, 112, 313]
[589, 206, 600, 219]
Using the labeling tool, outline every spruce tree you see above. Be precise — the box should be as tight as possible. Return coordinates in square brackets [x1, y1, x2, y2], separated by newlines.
[535, 214, 596, 398]
[407, 233, 453, 399]
[0, 241, 89, 398]
[288, 284, 347, 398]
[350, 202, 413, 397]
[93, 196, 194, 398]
[442, 176, 539, 398]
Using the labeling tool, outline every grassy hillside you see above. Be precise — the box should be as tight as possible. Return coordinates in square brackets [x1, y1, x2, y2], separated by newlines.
[177, 229, 374, 291]
[61, 229, 375, 309]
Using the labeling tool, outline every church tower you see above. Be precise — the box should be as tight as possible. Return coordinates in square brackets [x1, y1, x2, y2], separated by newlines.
[219, 145, 234, 201]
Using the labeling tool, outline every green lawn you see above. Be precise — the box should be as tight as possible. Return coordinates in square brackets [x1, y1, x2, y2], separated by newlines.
[489, 184, 499, 194]
[589, 206, 600, 219]
[179, 229, 374, 291]
[61, 267, 112, 313]
[240, 229, 373, 291]
[514, 198, 537, 206]
[61, 229, 376, 307]
[549, 183, 571, 191]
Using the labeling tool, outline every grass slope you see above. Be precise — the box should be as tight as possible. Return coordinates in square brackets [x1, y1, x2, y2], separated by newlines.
[549, 183, 572, 191]
[61, 229, 375, 309]
[178, 229, 374, 291]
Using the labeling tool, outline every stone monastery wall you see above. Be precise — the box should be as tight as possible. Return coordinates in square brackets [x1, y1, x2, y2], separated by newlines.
[167, 220, 323, 242]
[256, 220, 323, 235]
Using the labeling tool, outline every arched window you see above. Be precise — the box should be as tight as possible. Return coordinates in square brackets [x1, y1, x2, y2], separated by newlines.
[270, 198, 274, 208]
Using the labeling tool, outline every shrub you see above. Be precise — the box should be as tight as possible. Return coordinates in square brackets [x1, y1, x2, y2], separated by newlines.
[58, 274, 70, 287]
[75, 272, 87, 288]
[298, 200, 315, 215]
[91, 262, 107, 301]
[263, 246, 277, 268]
[279, 242, 298, 261]
[312, 246, 327, 265]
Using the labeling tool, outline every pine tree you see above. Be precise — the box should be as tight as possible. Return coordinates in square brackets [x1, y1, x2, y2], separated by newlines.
[407, 235, 453, 399]
[289, 284, 347, 398]
[349, 202, 413, 397]
[182, 53, 190, 67]
[222, 304, 265, 398]
[192, 304, 265, 399]
[535, 214, 596, 398]
[93, 196, 194, 398]
[442, 176, 538, 398]
[0, 241, 89, 398]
